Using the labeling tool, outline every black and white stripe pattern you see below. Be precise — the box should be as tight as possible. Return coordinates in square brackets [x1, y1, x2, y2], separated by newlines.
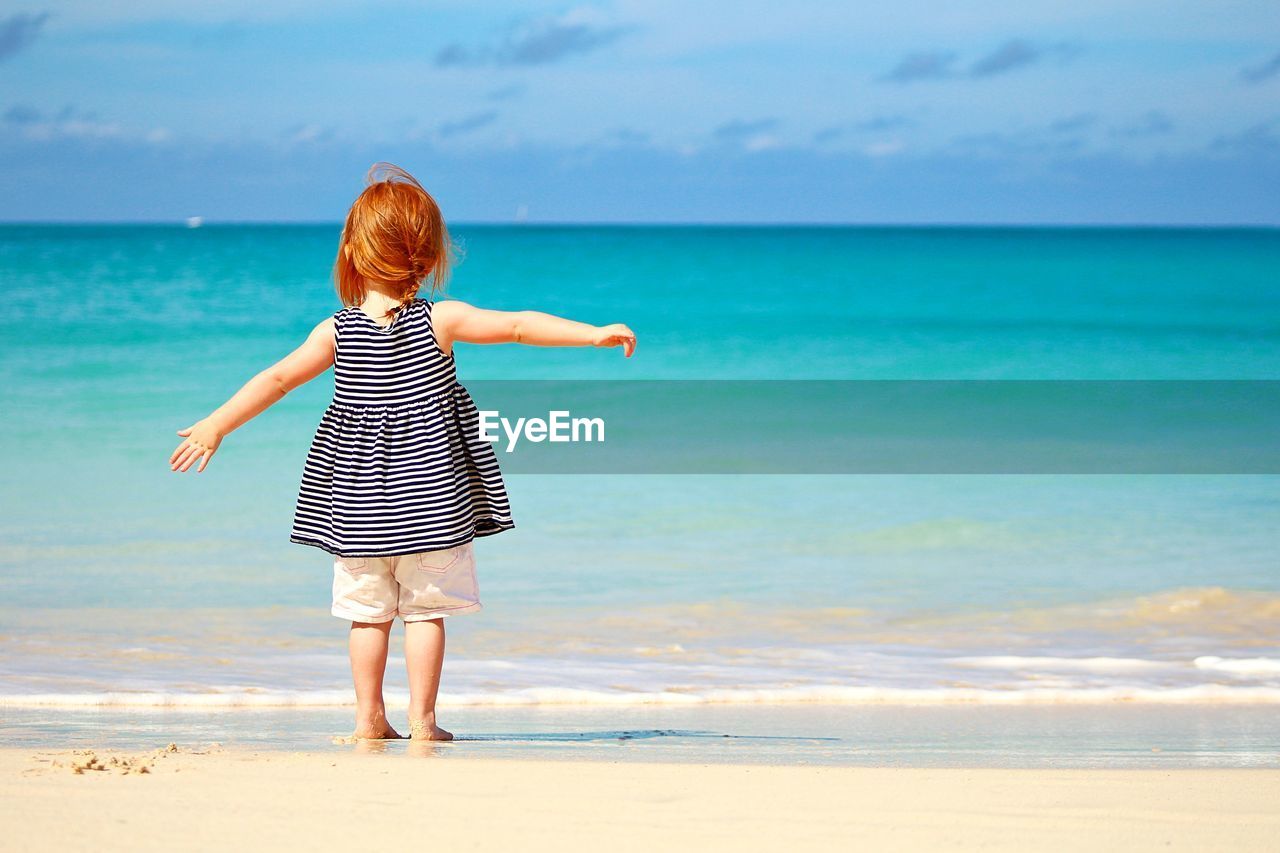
[290, 299, 514, 557]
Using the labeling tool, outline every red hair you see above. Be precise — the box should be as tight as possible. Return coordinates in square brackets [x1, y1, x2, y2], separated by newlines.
[334, 162, 453, 317]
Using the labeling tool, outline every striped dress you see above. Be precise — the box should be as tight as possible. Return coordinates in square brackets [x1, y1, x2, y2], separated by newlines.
[289, 298, 514, 557]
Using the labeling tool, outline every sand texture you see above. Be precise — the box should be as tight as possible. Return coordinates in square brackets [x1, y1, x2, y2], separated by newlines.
[2, 746, 1278, 851]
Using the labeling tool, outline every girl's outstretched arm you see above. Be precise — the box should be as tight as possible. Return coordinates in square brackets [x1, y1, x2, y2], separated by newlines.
[432, 300, 636, 358]
[169, 318, 336, 473]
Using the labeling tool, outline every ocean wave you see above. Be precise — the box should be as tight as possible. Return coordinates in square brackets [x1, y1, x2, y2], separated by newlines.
[1193, 656, 1280, 675]
[945, 656, 1175, 673]
[963, 586, 1280, 639]
[3, 683, 1280, 709]
[1125, 587, 1280, 623]
[1, 586, 1276, 711]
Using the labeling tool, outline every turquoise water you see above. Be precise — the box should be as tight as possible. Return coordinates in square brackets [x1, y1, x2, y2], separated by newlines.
[1, 225, 1278, 741]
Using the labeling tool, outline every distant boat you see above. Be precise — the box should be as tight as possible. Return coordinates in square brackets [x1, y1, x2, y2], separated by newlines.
[186, 216, 204, 229]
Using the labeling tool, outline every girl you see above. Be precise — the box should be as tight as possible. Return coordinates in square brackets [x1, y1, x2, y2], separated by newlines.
[169, 163, 636, 741]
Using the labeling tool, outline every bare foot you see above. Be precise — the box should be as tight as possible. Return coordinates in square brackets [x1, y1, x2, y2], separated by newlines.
[409, 718, 453, 741]
[351, 722, 403, 740]
[351, 708, 403, 740]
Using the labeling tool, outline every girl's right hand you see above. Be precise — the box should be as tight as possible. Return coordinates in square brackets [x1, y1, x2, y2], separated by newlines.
[170, 419, 224, 473]
[592, 324, 637, 357]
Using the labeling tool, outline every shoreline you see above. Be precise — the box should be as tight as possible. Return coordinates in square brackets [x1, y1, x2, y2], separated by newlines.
[4, 747, 1279, 851]
[3, 703, 1276, 769]
[6, 692, 1280, 707]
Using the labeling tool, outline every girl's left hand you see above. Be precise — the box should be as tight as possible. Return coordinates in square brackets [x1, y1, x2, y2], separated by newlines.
[593, 324, 637, 357]
[170, 420, 224, 473]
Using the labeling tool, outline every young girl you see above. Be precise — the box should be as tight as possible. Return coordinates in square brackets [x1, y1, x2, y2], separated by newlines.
[169, 163, 635, 741]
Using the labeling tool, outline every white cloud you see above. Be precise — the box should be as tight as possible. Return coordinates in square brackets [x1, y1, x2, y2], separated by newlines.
[284, 124, 329, 145]
[863, 140, 905, 157]
[0, 105, 141, 141]
[743, 134, 781, 152]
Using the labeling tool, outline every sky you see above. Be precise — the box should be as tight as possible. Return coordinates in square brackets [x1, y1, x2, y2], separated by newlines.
[1, 1, 1278, 224]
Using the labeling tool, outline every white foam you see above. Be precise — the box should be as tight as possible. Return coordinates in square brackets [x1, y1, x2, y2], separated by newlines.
[1193, 656, 1280, 676]
[947, 656, 1176, 673]
[3, 683, 1280, 709]
[0, 690, 355, 709]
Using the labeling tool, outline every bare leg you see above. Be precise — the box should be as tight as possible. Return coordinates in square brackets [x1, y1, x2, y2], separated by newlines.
[348, 620, 402, 739]
[404, 617, 453, 741]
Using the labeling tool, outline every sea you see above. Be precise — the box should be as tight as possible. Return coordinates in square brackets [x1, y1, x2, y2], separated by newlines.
[0, 224, 1277, 766]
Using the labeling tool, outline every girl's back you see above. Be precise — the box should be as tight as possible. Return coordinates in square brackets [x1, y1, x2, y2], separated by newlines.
[332, 298, 455, 406]
[290, 298, 514, 558]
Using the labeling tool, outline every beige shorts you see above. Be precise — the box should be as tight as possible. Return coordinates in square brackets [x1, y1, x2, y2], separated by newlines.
[331, 542, 482, 623]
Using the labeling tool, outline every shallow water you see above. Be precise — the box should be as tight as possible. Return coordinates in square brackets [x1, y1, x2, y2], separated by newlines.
[5, 704, 1278, 769]
[0, 225, 1277, 731]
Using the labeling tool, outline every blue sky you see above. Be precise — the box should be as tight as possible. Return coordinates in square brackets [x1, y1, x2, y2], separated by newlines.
[1, 1, 1278, 223]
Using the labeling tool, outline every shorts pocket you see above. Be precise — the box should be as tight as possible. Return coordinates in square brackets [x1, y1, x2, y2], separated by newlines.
[415, 546, 463, 573]
[398, 545, 480, 617]
[337, 556, 369, 575]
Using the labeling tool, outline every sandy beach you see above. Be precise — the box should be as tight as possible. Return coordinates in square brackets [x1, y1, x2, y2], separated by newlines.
[2, 746, 1277, 852]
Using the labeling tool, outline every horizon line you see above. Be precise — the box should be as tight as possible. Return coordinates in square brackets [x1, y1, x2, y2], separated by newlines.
[1, 219, 1277, 230]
